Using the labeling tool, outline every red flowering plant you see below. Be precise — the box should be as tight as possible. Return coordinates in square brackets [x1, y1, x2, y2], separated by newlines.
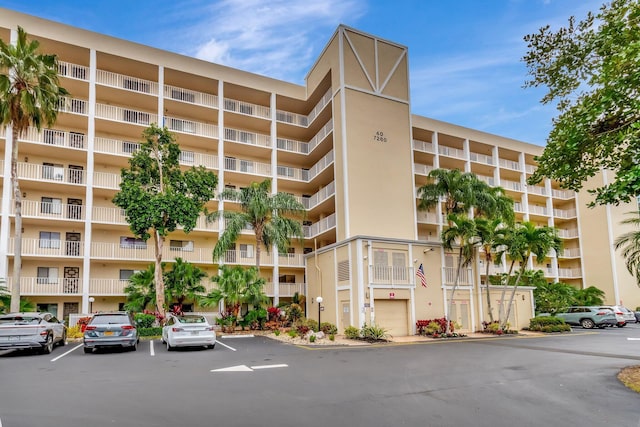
[416, 318, 464, 338]
[267, 306, 281, 322]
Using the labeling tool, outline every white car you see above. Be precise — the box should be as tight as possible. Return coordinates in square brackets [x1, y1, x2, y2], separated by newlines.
[161, 314, 216, 351]
[599, 305, 635, 327]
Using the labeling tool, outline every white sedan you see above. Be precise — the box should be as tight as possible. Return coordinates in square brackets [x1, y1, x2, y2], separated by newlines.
[161, 314, 216, 351]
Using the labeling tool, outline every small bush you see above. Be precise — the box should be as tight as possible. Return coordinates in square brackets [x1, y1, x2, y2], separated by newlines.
[320, 322, 338, 335]
[287, 329, 297, 338]
[329, 333, 335, 341]
[309, 334, 316, 343]
[134, 313, 156, 328]
[361, 323, 389, 342]
[540, 324, 571, 333]
[273, 329, 281, 336]
[67, 325, 84, 339]
[296, 323, 311, 337]
[344, 326, 360, 339]
[529, 316, 566, 331]
[286, 304, 304, 323]
[416, 318, 455, 336]
[138, 327, 162, 337]
[305, 318, 319, 333]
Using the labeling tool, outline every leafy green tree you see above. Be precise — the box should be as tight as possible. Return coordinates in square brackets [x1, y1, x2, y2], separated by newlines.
[533, 281, 576, 315]
[497, 222, 562, 330]
[208, 179, 305, 270]
[614, 211, 640, 286]
[524, 0, 640, 206]
[123, 265, 156, 312]
[164, 258, 207, 313]
[0, 27, 68, 312]
[474, 217, 508, 322]
[200, 265, 268, 327]
[441, 214, 479, 334]
[113, 124, 217, 316]
[573, 286, 606, 306]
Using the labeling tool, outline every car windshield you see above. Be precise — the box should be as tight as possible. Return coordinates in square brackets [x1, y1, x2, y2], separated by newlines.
[90, 314, 130, 324]
[178, 315, 206, 324]
[0, 316, 41, 325]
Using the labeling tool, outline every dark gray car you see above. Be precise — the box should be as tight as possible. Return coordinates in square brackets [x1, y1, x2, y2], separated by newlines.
[83, 312, 139, 353]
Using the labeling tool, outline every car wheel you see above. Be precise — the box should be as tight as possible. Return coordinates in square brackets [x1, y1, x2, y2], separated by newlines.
[617, 323, 626, 328]
[166, 341, 173, 351]
[207, 344, 215, 349]
[130, 341, 138, 352]
[580, 318, 595, 329]
[83, 347, 92, 354]
[59, 331, 67, 347]
[41, 334, 54, 354]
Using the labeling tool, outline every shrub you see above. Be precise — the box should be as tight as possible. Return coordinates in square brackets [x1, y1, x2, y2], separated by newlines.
[309, 334, 316, 343]
[361, 323, 389, 342]
[329, 333, 335, 341]
[305, 318, 319, 333]
[344, 326, 360, 339]
[67, 325, 84, 339]
[287, 329, 297, 338]
[529, 316, 570, 332]
[134, 313, 156, 328]
[320, 322, 338, 335]
[296, 323, 311, 337]
[138, 327, 162, 337]
[273, 329, 281, 336]
[239, 308, 268, 330]
[286, 303, 304, 323]
[267, 306, 281, 322]
[417, 318, 455, 335]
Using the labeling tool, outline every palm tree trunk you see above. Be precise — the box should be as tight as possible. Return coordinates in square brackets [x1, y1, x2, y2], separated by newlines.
[255, 233, 261, 272]
[484, 252, 494, 323]
[10, 126, 22, 313]
[153, 230, 166, 317]
[501, 254, 529, 330]
[498, 259, 516, 327]
[446, 250, 464, 334]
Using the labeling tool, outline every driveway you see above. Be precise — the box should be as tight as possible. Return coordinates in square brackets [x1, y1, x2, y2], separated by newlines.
[1, 325, 639, 427]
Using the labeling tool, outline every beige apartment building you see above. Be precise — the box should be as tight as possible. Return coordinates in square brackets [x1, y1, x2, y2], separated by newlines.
[0, 9, 637, 335]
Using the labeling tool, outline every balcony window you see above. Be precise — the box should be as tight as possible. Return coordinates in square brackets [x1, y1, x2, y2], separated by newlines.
[279, 274, 296, 283]
[123, 141, 140, 154]
[37, 267, 58, 284]
[41, 197, 62, 215]
[119, 269, 135, 281]
[42, 163, 64, 181]
[240, 244, 254, 258]
[123, 77, 151, 93]
[69, 132, 85, 148]
[120, 236, 147, 249]
[39, 231, 61, 249]
[170, 240, 194, 252]
[123, 109, 150, 125]
[43, 129, 65, 145]
[170, 88, 195, 103]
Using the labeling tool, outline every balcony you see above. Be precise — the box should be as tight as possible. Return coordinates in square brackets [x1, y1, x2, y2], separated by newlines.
[528, 205, 549, 216]
[93, 171, 121, 190]
[224, 157, 272, 177]
[413, 139, 434, 153]
[224, 97, 270, 120]
[19, 126, 86, 150]
[5, 277, 82, 295]
[438, 145, 465, 160]
[18, 163, 85, 186]
[89, 279, 128, 295]
[95, 103, 158, 126]
[276, 89, 331, 127]
[499, 159, 521, 171]
[14, 199, 84, 221]
[414, 163, 434, 176]
[552, 189, 576, 199]
[164, 116, 218, 139]
[164, 85, 218, 109]
[304, 213, 336, 238]
[224, 127, 271, 148]
[560, 248, 581, 258]
[469, 151, 494, 165]
[58, 96, 88, 115]
[92, 205, 219, 231]
[369, 265, 415, 286]
[553, 208, 577, 219]
[303, 181, 335, 210]
[57, 61, 89, 81]
[96, 69, 159, 95]
[307, 119, 333, 154]
[416, 211, 440, 224]
[502, 179, 523, 192]
[277, 149, 334, 183]
[91, 242, 212, 263]
[443, 266, 474, 286]
[264, 282, 306, 298]
[9, 238, 84, 257]
[557, 228, 579, 238]
[477, 174, 495, 186]
[527, 185, 548, 196]
[557, 267, 582, 278]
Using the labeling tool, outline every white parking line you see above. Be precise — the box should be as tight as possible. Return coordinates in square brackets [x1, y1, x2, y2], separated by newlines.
[150, 340, 155, 356]
[627, 338, 640, 341]
[216, 340, 237, 351]
[50, 344, 83, 362]
[251, 364, 288, 370]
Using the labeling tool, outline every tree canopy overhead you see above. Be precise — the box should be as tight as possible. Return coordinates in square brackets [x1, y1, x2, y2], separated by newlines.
[524, 0, 640, 206]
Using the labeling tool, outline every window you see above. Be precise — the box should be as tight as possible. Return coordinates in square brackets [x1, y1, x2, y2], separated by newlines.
[280, 247, 295, 257]
[240, 244, 254, 258]
[120, 236, 147, 249]
[43, 129, 65, 145]
[171, 89, 195, 103]
[69, 132, 85, 148]
[170, 240, 194, 252]
[119, 269, 135, 281]
[39, 231, 61, 249]
[37, 267, 58, 284]
[122, 141, 140, 153]
[123, 109, 150, 125]
[123, 77, 150, 93]
[41, 197, 62, 215]
[304, 247, 313, 254]
[279, 275, 296, 284]
[42, 163, 64, 181]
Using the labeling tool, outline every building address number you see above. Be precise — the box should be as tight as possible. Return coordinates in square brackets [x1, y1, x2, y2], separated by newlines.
[373, 131, 388, 143]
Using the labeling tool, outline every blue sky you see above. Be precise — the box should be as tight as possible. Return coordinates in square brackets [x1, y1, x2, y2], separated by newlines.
[1, 0, 603, 145]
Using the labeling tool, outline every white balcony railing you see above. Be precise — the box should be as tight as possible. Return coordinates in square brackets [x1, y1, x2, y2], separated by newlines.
[5, 277, 83, 295]
[528, 205, 548, 216]
[560, 248, 581, 258]
[557, 228, 579, 239]
[413, 139, 434, 153]
[438, 145, 465, 160]
[164, 85, 218, 108]
[224, 97, 270, 119]
[303, 181, 336, 210]
[89, 279, 128, 295]
[553, 208, 577, 219]
[308, 150, 334, 182]
[502, 179, 523, 192]
[223, 127, 271, 148]
[164, 116, 218, 139]
[443, 266, 474, 286]
[9, 238, 84, 257]
[304, 213, 336, 238]
[96, 69, 159, 95]
[469, 152, 494, 165]
[477, 175, 495, 186]
[414, 163, 434, 176]
[263, 282, 306, 297]
[95, 103, 158, 126]
[276, 89, 331, 127]
[15, 199, 84, 221]
[19, 126, 86, 149]
[499, 158, 521, 171]
[527, 185, 547, 196]
[58, 96, 88, 115]
[552, 189, 576, 199]
[17, 162, 85, 185]
[307, 119, 333, 154]
[57, 61, 89, 81]
[557, 268, 582, 278]
[369, 265, 414, 286]
[224, 157, 272, 177]
[416, 211, 439, 224]
[93, 171, 121, 190]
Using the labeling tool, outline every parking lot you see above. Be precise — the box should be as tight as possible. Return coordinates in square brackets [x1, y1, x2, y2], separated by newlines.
[1, 324, 640, 427]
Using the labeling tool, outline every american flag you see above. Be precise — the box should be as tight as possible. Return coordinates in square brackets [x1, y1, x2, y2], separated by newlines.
[416, 263, 427, 288]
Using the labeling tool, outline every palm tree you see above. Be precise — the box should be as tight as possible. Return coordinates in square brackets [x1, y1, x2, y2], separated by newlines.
[164, 258, 207, 314]
[499, 222, 561, 330]
[123, 265, 156, 312]
[441, 213, 479, 334]
[474, 217, 508, 322]
[200, 265, 268, 327]
[614, 211, 640, 286]
[0, 27, 68, 312]
[208, 179, 305, 271]
[573, 286, 606, 306]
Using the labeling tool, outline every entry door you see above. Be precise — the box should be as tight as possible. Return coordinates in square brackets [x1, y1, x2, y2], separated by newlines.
[63, 302, 79, 321]
[450, 300, 471, 331]
[63, 267, 80, 293]
[341, 301, 350, 332]
[68, 165, 84, 184]
[67, 198, 82, 220]
[65, 232, 81, 256]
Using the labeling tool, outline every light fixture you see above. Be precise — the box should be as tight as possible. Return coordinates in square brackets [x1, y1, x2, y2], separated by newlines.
[424, 248, 434, 253]
[316, 296, 323, 328]
[414, 259, 418, 263]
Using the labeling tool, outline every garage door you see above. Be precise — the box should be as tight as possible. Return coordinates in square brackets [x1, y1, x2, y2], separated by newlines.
[374, 300, 408, 337]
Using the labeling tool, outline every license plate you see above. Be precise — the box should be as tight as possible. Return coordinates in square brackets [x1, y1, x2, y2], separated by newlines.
[9, 336, 19, 341]
[104, 331, 114, 336]
[190, 331, 199, 336]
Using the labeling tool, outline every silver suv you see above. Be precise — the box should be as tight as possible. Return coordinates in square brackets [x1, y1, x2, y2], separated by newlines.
[83, 312, 139, 353]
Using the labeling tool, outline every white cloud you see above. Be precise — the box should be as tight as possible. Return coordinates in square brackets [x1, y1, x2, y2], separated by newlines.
[178, 0, 365, 82]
